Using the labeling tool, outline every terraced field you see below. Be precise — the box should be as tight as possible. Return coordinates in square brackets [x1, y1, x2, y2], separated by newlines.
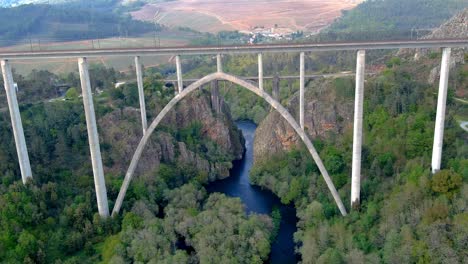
[131, 0, 363, 33]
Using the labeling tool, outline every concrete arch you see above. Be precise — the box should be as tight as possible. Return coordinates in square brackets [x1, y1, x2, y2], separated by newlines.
[112, 72, 347, 216]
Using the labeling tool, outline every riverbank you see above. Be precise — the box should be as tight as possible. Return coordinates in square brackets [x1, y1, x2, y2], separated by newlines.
[206, 121, 299, 264]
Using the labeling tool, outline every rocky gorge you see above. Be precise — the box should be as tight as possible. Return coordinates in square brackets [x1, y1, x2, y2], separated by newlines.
[99, 88, 244, 182]
[254, 77, 355, 164]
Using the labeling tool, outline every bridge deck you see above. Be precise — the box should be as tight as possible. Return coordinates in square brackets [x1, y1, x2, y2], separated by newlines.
[0, 39, 466, 60]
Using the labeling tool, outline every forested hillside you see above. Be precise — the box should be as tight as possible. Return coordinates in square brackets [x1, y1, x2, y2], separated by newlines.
[320, 0, 468, 40]
[0, 1, 467, 263]
[0, 63, 280, 262]
[0, 2, 158, 45]
[250, 44, 468, 264]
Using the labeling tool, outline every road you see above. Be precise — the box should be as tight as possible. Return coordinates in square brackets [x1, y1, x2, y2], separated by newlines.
[0, 39, 467, 60]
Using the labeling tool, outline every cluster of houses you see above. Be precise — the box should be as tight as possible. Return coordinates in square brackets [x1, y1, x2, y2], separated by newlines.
[246, 27, 297, 44]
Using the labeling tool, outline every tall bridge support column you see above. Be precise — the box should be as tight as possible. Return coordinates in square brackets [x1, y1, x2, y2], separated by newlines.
[217, 54, 223, 73]
[299, 52, 305, 129]
[272, 74, 280, 101]
[258, 53, 263, 90]
[135, 56, 147, 134]
[78, 57, 109, 217]
[431, 48, 451, 174]
[1, 60, 32, 184]
[176, 55, 183, 94]
[211, 80, 222, 114]
[351, 50, 366, 209]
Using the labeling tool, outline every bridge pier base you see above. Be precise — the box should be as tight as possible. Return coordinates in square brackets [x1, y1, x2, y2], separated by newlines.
[1, 60, 32, 184]
[135, 56, 147, 134]
[78, 57, 109, 218]
[351, 50, 366, 209]
[299, 52, 305, 129]
[431, 48, 451, 174]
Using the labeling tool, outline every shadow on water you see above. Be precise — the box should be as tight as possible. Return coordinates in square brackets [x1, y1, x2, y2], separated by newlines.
[206, 121, 299, 264]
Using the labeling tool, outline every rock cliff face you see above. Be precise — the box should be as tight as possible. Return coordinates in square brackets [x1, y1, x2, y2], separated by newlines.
[423, 8, 467, 69]
[254, 78, 354, 163]
[398, 8, 467, 84]
[425, 8, 468, 85]
[423, 8, 468, 41]
[99, 89, 244, 181]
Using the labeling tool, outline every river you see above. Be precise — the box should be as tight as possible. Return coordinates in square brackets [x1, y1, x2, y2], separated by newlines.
[206, 121, 298, 264]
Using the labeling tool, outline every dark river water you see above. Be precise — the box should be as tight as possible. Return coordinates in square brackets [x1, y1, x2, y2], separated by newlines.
[206, 121, 298, 264]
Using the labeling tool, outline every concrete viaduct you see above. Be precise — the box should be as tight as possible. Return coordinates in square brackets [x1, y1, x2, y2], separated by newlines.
[1, 39, 467, 217]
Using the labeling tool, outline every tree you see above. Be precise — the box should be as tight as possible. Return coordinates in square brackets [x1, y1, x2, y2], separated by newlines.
[318, 248, 344, 264]
[431, 170, 462, 195]
[65, 87, 79, 100]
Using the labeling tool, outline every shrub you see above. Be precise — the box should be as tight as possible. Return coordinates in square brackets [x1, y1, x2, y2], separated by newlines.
[65, 87, 79, 100]
[431, 170, 462, 195]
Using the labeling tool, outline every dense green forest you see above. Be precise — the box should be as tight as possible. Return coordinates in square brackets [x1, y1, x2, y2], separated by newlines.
[0, 62, 275, 262]
[250, 52, 468, 262]
[0, 3, 159, 45]
[0, 1, 467, 263]
[1, 49, 465, 263]
[1, 48, 466, 264]
[318, 0, 468, 40]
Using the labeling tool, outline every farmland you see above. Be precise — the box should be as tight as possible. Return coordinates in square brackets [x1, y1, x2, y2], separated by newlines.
[0, 31, 199, 74]
[131, 0, 363, 34]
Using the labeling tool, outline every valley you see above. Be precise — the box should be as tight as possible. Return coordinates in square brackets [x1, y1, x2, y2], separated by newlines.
[0, 0, 467, 263]
[131, 0, 363, 34]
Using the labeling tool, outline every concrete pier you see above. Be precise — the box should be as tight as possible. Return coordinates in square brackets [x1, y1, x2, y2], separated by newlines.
[135, 56, 147, 134]
[217, 54, 222, 72]
[1, 60, 32, 184]
[211, 80, 222, 114]
[351, 50, 366, 209]
[431, 48, 451, 174]
[78, 57, 109, 217]
[299, 52, 305, 129]
[176, 55, 183, 94]
[258, 53, 263, 90]
[272, 74, 280, 100]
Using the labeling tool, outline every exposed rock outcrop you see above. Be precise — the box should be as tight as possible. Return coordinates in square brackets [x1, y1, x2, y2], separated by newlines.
[254, 78, 354, 163]
[161, 90, 243, 157]
[421, 8, 467, 66]
[398, 8, 467, 83]
[99, 90, 244, 181]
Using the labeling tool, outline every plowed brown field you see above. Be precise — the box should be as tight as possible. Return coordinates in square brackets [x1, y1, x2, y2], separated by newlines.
[131, 0, 363, 33]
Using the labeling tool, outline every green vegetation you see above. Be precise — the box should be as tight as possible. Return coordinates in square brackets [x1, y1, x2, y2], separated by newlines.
[270, 206, 282, 241]
[0, 2, 467, 262]
[0, 3, 160, 45]
[64, 87, 78, 100]
[250, 55, 468, 262]
[0, 64, 121, 104]
[0, 62, 275, 262]
[177, 52, 358, 123]
[319, 0, 468, 40]
[103, 184, 272, 263]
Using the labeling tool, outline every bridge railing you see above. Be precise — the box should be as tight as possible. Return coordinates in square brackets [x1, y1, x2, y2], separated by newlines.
[0, 27, 460, 53]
